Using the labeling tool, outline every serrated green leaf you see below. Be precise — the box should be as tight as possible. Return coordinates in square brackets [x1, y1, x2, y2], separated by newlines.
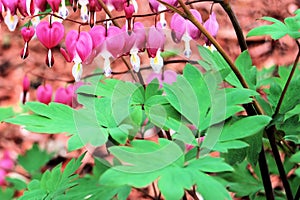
[18, 143, 53, 175]
[5, 102, 77, 134]
[247, 17, 288, 39]
[290, 151, 300, 163]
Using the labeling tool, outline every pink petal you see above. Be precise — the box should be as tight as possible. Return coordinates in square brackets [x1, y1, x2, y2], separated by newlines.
[76, 31, 93, 62]
[146, 25, 165, 58]
[2, 0, 18, 14]
[36, 21, 64, 49]
[187, 9, 202, 40]
[106, 26, 125, 58]
[47, 0, 61, 12]
[21, 27, 35, 42]
[89, 25, 106, 49]
[36, 84, 52, 104]
[170, 13, 186, 42]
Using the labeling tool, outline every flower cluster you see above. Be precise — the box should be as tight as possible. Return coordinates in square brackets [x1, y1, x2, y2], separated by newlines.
[1, 0, 219, 82]
[36, 83, 81, 107]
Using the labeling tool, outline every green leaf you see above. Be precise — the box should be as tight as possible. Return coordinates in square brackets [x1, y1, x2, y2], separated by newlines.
[220, 115, 271, 141]
[20, 154, 85, 200]
[0, 188, 14, 200]
[6, 177, 27, 190]
[18, 143, 53, 176]
[235, 50, 257, 90]
[290, 151, 300, 163]
[0, 107, 14, 122]
[196, 172, 232, 200]
[221, 161, 264, 197]
[5, 102, 77, 134]
[247, 16, 288, 39]
[213, 140, 249, 153]
[188, 156, 233, 173]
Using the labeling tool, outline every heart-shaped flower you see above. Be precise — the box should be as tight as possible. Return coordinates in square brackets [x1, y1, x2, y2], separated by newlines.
[36, 21, 64, 67]
[36, 21, 64, 49]
[170, 9, 202, 58]
[2, 0, 19, 15]
[37, 84, 53, 104]
[54, 86, 73, 106]
[47, 0, 61, 13]
[203, 12, 219, 46]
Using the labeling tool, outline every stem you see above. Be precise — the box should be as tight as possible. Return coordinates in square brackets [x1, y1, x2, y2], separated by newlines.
[266, 126, 293, 199]
[258, 150, 275, 200]
[152, 182, 158, 199]
[219, 1, 247, 52]
[295, 185, 300, 200]
[273, 40, 300, 117]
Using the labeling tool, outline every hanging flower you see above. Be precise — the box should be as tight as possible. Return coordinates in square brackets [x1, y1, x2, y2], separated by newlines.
[36, 84, 53, 104]
[36, 21, 64, 67]
[2, 0, 19, 31]
[147, 24, 166, 73]
[20, 26, 35, 59]
[148, 0, 177, 28]
[122, 22, 146, 72]
[203, 12, 219, 46]
[170, 9, 202, 58]
[54, 85, 74, 106]
[22, 75, 30, 104]
[60, 30, 93, 82]
[47, 0, 61, 13]
[58, 0, 69, 19]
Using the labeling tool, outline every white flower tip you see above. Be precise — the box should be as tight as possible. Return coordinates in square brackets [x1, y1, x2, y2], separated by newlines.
[72, 62, 83, 82]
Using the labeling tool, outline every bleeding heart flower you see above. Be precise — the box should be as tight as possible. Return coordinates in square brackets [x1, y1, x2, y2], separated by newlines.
[34, 0, 47, 12]
[0, 151, 14, 171]
[22, 75, 30, 104]
[20, 26, 35, 59]
[122, 22, 146, 72]
[36, 21, 64, 67]
[170, 9, 202, 58]
[61, 30, 93, 81]
[47, 0, 61, 12]
[36, 84, 53, 104]
[147, 69, 177, 87]
[88, 0, 102, 27]
[0, 169, 6, 185]
[147, 24, 165, 73]
[203, 12, 219, 46]
[54, 86, 73, 106]
[148, 0, 177, 27]
[58, 0, 69, 19]
[2, 0, 19, 15]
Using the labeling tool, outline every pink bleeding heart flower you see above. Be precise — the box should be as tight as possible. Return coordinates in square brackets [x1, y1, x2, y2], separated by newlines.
[147, 24, 165, 73]
[2, 0, 19, 15]
[0, 151, 14, 171]
[2, 0, 19, 31]
[148, 0, 177, 27]
[17, 0, 29, 17]
[20, 26, 35, 59]
[170, 9, 202, 58]
[22, 75, 30, 104]
[36, 21, 64, 67]
[203, 12, 219, 46]
[61, 30, 93, 82]
[47, 0, 61, 13]
[124, 3, 134, 19]
[54, 86, 73, 106]
[34, 0, 47, 12]
[122, 22, 146, 72]
[36, 84, 53, 104]
[0, 1, 3, 23]
[88, 25, 106, 63]
[147, 69, 177, 87]
[88, 0, 102, 27]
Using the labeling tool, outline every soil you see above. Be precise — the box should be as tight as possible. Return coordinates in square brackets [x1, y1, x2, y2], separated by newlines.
[0, 0, 299, 199]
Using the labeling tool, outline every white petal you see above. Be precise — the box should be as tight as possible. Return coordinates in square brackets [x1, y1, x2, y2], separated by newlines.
[150, 49, 164, 73]
[130, 50, 140, 72]
[4, 10, 18, 32]
[72, 62, 83, 82]
[182, 32, 192, 58]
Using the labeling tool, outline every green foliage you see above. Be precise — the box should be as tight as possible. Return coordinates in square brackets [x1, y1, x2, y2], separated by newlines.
[100, 139, 232, 200]
[0, 107, 14, 122]
[18, 144, 53, 179]
[19, 154, 85, 200]
[247, 9, 300, 39]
